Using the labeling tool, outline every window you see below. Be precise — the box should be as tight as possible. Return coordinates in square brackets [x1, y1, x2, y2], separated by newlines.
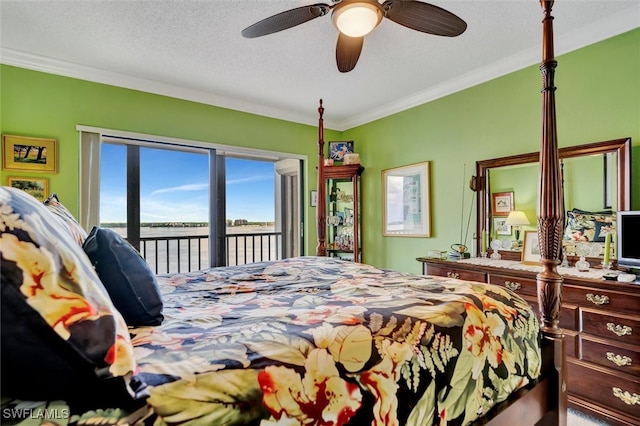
[80, 128, 304, 272]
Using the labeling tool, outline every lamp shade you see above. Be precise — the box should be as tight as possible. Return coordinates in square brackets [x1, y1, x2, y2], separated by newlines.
[332, 2, 382, 37]
[505, 211, 530, 226]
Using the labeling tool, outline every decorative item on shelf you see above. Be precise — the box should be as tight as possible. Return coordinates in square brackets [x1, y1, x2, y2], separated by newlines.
[343, 153, 360, 165]
[324, 159, 334, 166]
[505, 210, 530, 240]
[428, 250, 446, 259]
[575, 243, 592, 272]
[602, 231, 612, 269]
[328, 141, 354, 163]
[327, 215, 340, 226]
[449, 243, 469, 260]
[490, 239, 502, 260]
[479, 229, 488, 258]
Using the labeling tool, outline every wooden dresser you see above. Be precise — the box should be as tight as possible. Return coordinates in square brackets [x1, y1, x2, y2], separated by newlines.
[417, 257, 640, 425]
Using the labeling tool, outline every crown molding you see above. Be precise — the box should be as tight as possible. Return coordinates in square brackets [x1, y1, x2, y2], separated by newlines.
[0, 48, 324, 129]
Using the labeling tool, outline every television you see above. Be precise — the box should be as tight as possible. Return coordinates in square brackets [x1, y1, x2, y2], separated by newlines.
[616, 210, 640, 271]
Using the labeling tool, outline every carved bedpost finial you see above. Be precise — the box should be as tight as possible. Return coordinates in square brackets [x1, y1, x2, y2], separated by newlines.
[537, 0, 563, 336]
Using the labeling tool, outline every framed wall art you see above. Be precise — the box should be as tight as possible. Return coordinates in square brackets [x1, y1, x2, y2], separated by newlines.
[328, 141, 354, 162]
[493, 217, 512, 236]
[382, 161, 431, 237]
[6, 176, 49, 201]
[522, 230, 541, 265]
[492, 191, 514, 216]
[2, 134, 58, 173]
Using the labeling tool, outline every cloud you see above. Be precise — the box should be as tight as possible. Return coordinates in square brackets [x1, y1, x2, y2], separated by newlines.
[152, 183, 208, 195]
[226, 175, 272, 185]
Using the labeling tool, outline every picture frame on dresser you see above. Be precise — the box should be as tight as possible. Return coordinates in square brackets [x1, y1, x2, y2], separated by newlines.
[493, 217, 511, 236]
[522, 230, 541, 265]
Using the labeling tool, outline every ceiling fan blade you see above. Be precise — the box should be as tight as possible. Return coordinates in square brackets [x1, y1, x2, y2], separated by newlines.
[382, 0, 467, 37]
[242, 4, 332, 38]
[336, 33, 364, 73]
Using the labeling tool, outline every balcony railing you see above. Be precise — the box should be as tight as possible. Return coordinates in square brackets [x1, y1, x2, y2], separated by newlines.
[139, 232, 282, 274]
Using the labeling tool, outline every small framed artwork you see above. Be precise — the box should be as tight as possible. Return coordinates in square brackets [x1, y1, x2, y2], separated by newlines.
[522, 230, 541, 265]
[7, 176, 49, 201]
[492, 191, 514, 216]
[328, 141, 354, 162]
[310, 190, 318, 207]
[493, 217, 512, 236]
[2, 134, 58, 173]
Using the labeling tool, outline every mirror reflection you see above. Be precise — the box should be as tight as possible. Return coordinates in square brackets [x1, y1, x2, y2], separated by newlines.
[475, 138, 631, 264]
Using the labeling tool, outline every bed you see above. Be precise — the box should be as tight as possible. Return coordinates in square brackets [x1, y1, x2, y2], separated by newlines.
[0, 1, 566, 425]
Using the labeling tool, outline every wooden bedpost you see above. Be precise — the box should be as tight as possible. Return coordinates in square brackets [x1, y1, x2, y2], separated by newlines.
[316, 99, 327, 256]
[536, 1, 567, 424]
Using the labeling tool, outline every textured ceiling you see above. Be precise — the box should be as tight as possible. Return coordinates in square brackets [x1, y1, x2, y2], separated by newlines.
[1, 0, 639, 130]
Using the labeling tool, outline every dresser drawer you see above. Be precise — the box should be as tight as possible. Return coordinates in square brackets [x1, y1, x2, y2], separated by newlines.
[564, 284, 640, 315]
[565, 329, 578, 359]
[425, 265, 486, 282]
[581, 309, 640, 346]
[568, 360, 640, 421]
[580, 335, 640, 376]
[488, 273, 537, 297]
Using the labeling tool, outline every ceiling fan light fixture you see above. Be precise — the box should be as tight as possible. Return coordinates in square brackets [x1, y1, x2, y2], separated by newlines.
[332, 2, 382, 37]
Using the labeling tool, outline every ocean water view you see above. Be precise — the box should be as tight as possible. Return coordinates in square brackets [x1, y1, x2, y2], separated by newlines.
[108, 225, 279, 273]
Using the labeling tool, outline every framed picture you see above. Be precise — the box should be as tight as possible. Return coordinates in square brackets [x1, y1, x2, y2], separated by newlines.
[382, 161, 431, 237]
[310, 190, 318, 207]
[6, 176, 49, 201]
[493, 217, 512, 236]
[2, 135, 58, 173]
[328, 141, 354, 162]
[492, 191, 514, 216]
[522, 230, 541, 265]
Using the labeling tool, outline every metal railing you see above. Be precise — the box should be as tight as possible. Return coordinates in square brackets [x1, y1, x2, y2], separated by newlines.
[139, 232, 282, 274]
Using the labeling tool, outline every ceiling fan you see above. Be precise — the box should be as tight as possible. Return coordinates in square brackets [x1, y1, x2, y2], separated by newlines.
[241, 0, 467, 73]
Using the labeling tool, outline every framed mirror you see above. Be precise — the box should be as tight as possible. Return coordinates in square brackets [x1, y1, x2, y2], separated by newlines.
[475, 137, 631, 259]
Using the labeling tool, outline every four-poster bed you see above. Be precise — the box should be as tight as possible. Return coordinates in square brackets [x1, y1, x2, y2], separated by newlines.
[0, 1, 570, 425]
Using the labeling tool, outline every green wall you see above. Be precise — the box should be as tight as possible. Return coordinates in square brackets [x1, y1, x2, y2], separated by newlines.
[2, 28, 638, 273]
[344, 28, 639, 272]
[0, 68, 342, 253]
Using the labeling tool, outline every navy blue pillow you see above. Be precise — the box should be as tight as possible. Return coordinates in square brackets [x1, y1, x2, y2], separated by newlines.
[83, 226, 164, 326]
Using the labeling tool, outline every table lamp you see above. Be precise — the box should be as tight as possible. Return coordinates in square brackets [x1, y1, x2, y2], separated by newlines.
[505, 210, 530, 240]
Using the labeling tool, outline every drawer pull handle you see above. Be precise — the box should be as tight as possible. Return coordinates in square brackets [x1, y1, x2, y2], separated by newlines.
[607, 323, 632, 337]
[447, 272, 459, 279]
[612, 387, 640, 406]
[504, 281, 521, 291]
[586, 293, 609, 305]
[606, 352, 632, 366]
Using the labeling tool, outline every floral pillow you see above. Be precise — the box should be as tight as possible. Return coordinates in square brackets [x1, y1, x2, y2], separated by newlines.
[0, 186, 148, 406]
[563, 208, 615, 242]
[44, 193, 88, 245]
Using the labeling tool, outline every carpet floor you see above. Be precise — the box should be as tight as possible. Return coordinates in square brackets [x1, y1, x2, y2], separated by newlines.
[568, 408, 611, 426]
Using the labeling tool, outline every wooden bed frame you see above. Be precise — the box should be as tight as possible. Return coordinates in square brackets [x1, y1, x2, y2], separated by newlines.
[315, 1, 567, 425]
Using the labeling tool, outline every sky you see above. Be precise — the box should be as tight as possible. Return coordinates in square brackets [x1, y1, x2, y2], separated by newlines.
[100, 144, 275, 223]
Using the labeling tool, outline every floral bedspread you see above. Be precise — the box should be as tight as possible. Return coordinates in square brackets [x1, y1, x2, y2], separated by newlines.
[5, 256, 542, 425]
[134, 256, 542, 426]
